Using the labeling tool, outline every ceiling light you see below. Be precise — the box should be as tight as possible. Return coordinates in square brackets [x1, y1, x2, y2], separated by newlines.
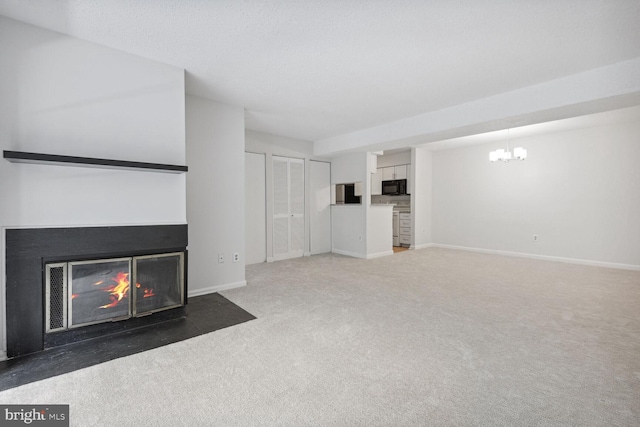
[489, 129, 527, 162]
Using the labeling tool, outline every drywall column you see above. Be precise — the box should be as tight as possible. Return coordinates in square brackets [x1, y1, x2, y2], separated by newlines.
[367, 153, 394, 258]
[411, 147, 432, 249]
[331, 152, 368, 258]
[186, 96, 246, 294]
[245, 152, 267, 264]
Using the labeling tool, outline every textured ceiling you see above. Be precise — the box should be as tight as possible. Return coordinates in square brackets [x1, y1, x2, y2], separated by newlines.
[1, 0, 640, 149]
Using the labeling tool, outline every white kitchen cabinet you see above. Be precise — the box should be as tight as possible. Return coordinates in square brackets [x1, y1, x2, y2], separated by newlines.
[379, 165, 408, 180]
[381, 166, 395, 181]
[354, 181, 363, 196]
[372, 164, 411, 197]
[394, 165, 407, 180]
[407, 164, 412, 194]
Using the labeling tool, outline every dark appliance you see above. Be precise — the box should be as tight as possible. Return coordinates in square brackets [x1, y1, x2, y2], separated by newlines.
[344, 184, 361, 204]
[382, 179, 407, 195]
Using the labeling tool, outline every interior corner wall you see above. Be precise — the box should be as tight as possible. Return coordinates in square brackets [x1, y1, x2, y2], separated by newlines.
[431, 119, 640, 267]
[244, 129, 329, 262]
[411, 147, 432, 248]
[331, 152, 368, 258]
[186, 96, 246, 294]
[0, 16, 186, 357]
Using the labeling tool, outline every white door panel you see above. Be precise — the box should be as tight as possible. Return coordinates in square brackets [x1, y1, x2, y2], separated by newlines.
[272, 156, 305, 260]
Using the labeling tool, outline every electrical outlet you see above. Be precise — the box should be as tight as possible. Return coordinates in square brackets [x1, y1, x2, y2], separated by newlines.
[218, 253, 224, 263]
[233, 252, 239, 262]
[533, 234, 538, 242]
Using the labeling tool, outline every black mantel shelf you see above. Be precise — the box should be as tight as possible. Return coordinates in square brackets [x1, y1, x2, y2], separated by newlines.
[3, 150, 188, 173]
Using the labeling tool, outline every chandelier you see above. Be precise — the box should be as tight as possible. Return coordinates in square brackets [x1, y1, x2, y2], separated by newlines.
[489, 129, 527, 162]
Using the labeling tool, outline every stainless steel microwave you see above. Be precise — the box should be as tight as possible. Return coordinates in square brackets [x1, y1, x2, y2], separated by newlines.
[382, 179, 407, 195]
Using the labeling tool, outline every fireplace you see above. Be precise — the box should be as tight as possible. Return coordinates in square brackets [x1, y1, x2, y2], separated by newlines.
[45, 253, 185, 332]
[5, 225, 188, 358]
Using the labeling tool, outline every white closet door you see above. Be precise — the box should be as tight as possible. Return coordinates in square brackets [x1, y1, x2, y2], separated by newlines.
[273, 157, 290, 257]
[289, 160, 305, 253]
[272, 156, 305, 260]
[310, 161, 331, 254]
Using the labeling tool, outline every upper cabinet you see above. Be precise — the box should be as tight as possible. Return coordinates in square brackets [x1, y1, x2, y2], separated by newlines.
[370, 164, 411, 196]
[380, 166, 395, 181]
[394, 165, 407, 180]
[381, 165, 407, 180]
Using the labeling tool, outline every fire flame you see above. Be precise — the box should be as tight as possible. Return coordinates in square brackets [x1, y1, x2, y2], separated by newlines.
[136, 282, 155, 298]
[71, 293, 79, 300]
[99, 271, 130, 309]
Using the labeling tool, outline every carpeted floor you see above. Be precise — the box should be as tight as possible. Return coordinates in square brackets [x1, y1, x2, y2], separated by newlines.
[0, 247, 639, 426]
[0, 293, 255, 392]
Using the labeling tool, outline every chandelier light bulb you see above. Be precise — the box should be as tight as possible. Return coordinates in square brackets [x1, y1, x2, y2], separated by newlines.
[489, 130, 526, 163]
[513, 147, 527, 160]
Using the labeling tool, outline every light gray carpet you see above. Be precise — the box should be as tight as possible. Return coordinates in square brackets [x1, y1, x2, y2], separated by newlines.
[1, 248, 639, 426]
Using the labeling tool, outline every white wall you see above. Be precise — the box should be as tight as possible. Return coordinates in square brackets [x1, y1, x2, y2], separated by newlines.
[309, 160, 332, 255]
[245, 152, 267, 264]
[331, 205, 367, 258]
[331, 151, 398, 259]
[331, 152, 369, 258]
[367, 206, 394, 258]
[431, 119, 640, 268]
[0, 17, 186, 357]
[245, 130, 330, 262]
[186, 96, 246, 293]
[366, 153, 394, 258]
[411, 147, 432, 248]
[331, 152, 368, 185]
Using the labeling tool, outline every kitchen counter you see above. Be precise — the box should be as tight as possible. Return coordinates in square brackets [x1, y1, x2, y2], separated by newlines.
[393, 201, 411, 213]
[371, 203, 410, 212]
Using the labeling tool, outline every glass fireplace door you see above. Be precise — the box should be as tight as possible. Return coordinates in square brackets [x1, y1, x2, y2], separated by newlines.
[46, 252, 185, 333]
[133, 252, 184, 316]
[68, 258, 132, 328]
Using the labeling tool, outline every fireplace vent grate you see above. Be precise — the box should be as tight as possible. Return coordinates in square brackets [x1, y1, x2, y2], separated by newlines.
[45, 263, 67, 332]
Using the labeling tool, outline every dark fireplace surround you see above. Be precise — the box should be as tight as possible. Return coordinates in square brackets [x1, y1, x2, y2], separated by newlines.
[5, 225, 188, 358]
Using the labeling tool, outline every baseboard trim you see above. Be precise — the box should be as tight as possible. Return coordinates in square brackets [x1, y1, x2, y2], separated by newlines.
[331, 249, 366, 259]
[188, 280, 247, 298]
[411, 243, 433, 250]
[430, 244, 640, 271]
[366, 250, 394, 259]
